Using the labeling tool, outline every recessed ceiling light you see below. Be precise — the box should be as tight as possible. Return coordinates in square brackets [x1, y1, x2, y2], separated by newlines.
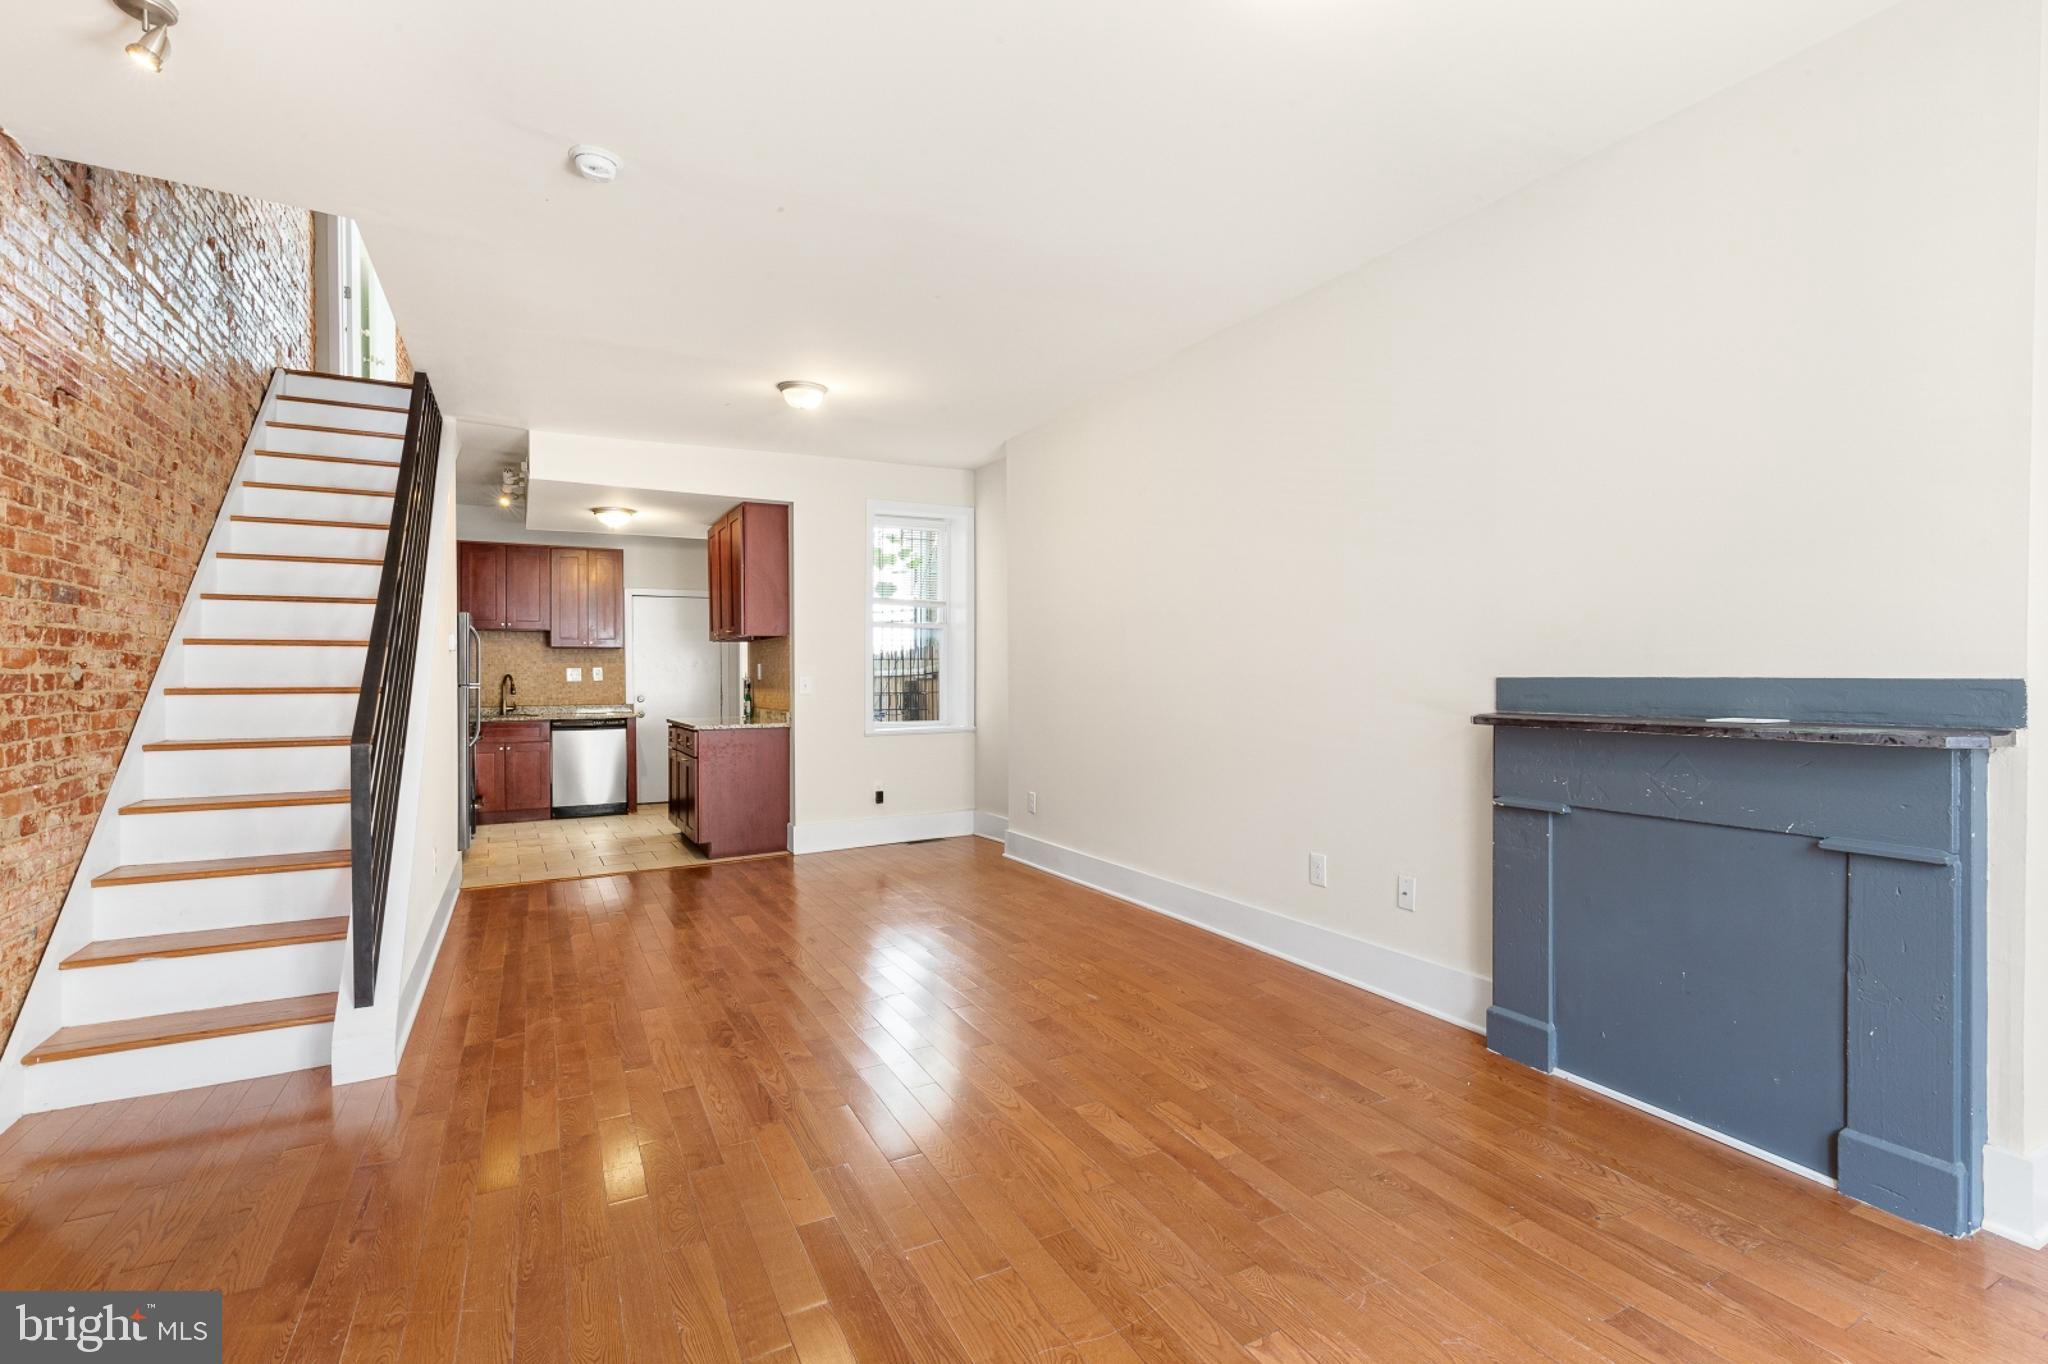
[115, 0, 178, 72]
[777, 380, 828, 411]
[568, 145, 623, 183]
[591, 506, 637, 529]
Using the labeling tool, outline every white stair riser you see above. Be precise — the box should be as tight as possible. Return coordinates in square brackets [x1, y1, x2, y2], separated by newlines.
[164, 692, 359, 739]
[230, 520, 388, 560]
[272, 398, 409, 435]
[93, 867, 350, 938]
[248, 453, 400, 492]
[182, 644, 367, 687]
[260, 424, 408, 460]
[62, 941, 345, 1026]
[213, 557, 383, 596]
[121, 801, 350, 863]
[281, 372, 411, 406]
[23, 1023, 334, 1112]
[145, 744, 350, 798]
[200, 599, 376, 638]
[240, 485, 396, 523]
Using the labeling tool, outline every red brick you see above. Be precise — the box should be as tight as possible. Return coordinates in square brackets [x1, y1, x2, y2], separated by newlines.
[0, 137, 314, 1049]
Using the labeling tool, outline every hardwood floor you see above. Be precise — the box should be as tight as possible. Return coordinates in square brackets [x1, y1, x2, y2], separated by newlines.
[0, 836, 2044, 1362]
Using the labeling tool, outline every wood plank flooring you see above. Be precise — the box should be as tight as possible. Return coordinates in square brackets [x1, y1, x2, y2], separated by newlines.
[0, 836, 2043, 1362]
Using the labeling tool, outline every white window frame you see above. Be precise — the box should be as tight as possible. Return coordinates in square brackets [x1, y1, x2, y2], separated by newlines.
[866, 501, 974, 735]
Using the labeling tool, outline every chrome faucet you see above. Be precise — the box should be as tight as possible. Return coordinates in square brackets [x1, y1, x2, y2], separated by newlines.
[498, 673, 517, 715]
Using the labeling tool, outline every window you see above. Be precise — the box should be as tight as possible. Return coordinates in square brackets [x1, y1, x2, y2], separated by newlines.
[868, 502, 973, 733]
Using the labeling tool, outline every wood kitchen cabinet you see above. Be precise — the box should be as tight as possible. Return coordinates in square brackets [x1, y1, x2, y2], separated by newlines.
[456, 541, 550, 630]
[707, 502, 790, 641]
[668, 721, 788, 857]
[475, 720, 551, 824]
[550, 547, 624, 648]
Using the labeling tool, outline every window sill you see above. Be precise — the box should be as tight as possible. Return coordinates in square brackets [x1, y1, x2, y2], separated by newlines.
[866, 724, 977, 737]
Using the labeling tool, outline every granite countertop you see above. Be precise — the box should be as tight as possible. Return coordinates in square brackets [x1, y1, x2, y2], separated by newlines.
[482, 704, 639, 722]
[668, 716, 792, 731]
[1472, 711, 2015, 751]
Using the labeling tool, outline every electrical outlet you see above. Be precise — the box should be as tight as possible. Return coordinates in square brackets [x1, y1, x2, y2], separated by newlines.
[756, 662, 765, 681]
[1027, 790, 1038, 815]
[875, 789, 885, 805]
[1308, 853, 1328, 888]
[592, 666, 604, 681]
[566, 667, 582, 682]
[1397, 875, 1417, 911]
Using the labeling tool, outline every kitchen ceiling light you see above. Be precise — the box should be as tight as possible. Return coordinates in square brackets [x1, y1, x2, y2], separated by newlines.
[115, 0, 178, 72]
[777, 380, 828, 411]
[591, 506, 637, 529]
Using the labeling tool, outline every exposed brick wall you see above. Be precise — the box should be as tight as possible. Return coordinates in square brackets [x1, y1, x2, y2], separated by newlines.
[0, 136, 314, 1049]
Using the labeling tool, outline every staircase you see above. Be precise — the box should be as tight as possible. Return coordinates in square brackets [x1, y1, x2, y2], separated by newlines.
[14, 369, 415, 1112]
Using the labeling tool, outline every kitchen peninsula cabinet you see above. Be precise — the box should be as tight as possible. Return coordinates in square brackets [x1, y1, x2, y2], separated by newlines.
[668, 720, 789, 857]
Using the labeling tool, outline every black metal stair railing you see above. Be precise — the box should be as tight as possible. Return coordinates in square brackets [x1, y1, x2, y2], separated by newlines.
[349, 372, 442, 1007]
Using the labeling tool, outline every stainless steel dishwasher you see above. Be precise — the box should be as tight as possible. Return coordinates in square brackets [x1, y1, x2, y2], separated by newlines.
[550, 718, 629, 817]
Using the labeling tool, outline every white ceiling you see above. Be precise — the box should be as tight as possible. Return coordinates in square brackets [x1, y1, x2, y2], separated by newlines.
[5, 0, 1901, 468]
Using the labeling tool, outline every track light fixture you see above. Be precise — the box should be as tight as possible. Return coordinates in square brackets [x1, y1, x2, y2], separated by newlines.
[114, 0, 179, 73]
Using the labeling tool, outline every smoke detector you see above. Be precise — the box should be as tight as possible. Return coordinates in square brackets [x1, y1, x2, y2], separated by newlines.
[568, 145, 622, 183]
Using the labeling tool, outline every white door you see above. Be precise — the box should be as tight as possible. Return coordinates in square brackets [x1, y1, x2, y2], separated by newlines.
[628, 593, 723, 802]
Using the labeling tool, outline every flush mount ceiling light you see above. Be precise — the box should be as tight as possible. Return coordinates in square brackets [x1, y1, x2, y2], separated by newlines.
[567, 145, 623, 183]
[114, 0, 179, 72]
[777, 380, 828, 411]
[591, 506, 637, 529]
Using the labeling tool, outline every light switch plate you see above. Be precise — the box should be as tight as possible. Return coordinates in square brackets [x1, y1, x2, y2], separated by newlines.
[799, 676, 813, 694]
[592, 666, 603, 681]
[566, 667, 582, 682]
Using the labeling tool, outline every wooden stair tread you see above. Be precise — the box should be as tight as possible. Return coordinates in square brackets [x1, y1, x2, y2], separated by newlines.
[284, 366, 413, 390]
[164, 686, 360, 695]
[231, 515, 389, 530]
[183, 637, 369, 647]
[92, 848, 350, 888]
[251, 450, 400, 469]
[120, 788, 348, 815]
[144, 735, 349, 751]
[276, 394, 408, 415]
[216, 551, 384, 565]
[200, 594, 377, 604]
[242, 481, 397, 498]
[266, 421, 404, 440]
[22, 993, 338, 1064]
[61, 918, 348, 969]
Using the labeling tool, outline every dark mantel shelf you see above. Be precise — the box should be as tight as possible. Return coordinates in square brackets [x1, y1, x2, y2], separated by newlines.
[1472, 711, 2015, 751]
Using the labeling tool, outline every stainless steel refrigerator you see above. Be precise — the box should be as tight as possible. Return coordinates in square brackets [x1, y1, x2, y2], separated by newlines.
[458, 612, 482, 850]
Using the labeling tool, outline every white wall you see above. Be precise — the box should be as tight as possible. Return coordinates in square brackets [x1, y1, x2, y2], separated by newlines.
[454, 504, 707, 591]
[1002, 0, 2047, 1154]
[526, 433, 977, 837]
[976, 459, 1010, 824]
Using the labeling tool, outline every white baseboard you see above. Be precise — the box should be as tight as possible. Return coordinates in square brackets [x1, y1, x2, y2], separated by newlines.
[973, 810, 1009, 842]
[1002, 831, 1488, 1032]
[789, 809, 977, 855]
[1985, 1142, 2048, 1248]
[394, 864, 462, 1060]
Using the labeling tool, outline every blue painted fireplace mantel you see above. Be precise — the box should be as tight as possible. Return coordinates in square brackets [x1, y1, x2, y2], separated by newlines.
[1473, 678, 2023, 1236]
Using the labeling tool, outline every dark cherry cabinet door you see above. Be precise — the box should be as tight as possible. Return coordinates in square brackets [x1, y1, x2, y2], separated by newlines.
[473, 744, 504, 814]
[584, 548, 623, 647]
[502, 741, 552, 812]
[502, 545, 550, 631]
[549, 548, 588, 647]
[705, 504, 789, 641]
[458, 542, 507, 627]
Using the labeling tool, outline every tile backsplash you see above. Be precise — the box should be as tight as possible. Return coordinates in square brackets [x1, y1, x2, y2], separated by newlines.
[748, 634, 793, 714]
[478, 631, 626, 706]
